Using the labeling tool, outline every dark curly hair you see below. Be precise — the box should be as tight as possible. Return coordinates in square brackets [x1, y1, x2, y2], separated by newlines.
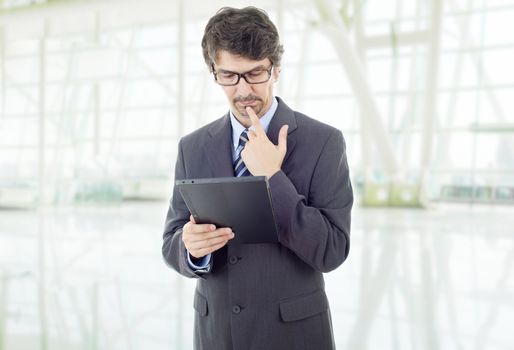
[201, 6, 284, 72]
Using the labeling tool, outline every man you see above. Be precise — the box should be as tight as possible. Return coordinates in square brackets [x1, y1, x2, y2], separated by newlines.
[162, 6, 353, 350]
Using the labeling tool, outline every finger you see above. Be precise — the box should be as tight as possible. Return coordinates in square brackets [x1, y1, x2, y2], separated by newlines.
[277, 124, 289, 155]
[192, 240, 229, 257]
[247, 129, 257, 140]
[246, 106, 265, 136]
[185, 230, 235, 252]
[190, 214, 196, 224]
[189, 232, 234, 250]
[187, 227, 233, 243]
[186, 222, 217, 235]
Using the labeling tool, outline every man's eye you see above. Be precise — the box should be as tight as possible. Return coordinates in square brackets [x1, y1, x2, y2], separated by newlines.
[247, 70, 265, 77]
[220, 72, 236, 79]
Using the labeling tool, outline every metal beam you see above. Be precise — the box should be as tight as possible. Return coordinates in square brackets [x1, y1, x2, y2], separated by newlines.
[0, 271, 6, 350]
[419, 0, 443, 204]
[0, 25, 4, 121]
[470, 123, 514, 133]
[447, 0, 507, 124]
[176, 3, 185, 350]
[362, 30, 431, 49]
[352, 0, 372, 180]
[177, 0, 185, 136]
[37, 20, 49, 350]
[314, 0, 399, 175]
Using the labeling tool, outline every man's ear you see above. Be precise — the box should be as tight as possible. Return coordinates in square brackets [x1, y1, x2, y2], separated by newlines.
[273, 67, 281, 82]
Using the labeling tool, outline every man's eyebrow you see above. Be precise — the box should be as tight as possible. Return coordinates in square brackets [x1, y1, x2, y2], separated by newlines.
[217, 65, 268, 74]
[217, 68, 237, 74]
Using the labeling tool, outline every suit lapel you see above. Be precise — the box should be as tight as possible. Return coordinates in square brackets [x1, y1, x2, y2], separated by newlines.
[205, 114, 235, 177]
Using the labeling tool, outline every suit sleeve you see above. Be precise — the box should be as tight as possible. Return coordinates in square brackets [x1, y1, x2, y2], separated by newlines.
[268, 128, 353, 273]
[162, 139, 210, 278]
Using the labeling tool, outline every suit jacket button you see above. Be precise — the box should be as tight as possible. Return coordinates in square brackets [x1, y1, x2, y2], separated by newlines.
[232, 305, 241, 314]
[229, 256, 239, 264]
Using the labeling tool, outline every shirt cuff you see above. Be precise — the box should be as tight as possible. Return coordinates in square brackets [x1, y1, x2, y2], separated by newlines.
[187, 252, 212, 270]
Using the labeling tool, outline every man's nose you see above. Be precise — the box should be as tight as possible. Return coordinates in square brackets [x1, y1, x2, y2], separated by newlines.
[236, 77, 253, 96]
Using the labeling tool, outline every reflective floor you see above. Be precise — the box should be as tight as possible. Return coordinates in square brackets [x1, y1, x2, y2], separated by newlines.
[0, 202, 513, 349]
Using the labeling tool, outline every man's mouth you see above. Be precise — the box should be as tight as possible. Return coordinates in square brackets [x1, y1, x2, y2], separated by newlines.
[238, 100, 258, 107]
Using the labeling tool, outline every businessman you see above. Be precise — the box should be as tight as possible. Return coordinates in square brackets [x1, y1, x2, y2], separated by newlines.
[162, 6, 353, 350]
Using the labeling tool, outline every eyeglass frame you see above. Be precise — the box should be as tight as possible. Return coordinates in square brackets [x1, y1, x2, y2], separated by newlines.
[211, 64, 274, 86]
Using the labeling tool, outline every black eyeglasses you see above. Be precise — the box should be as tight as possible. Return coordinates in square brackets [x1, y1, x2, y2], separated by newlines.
[212, 64, 274, 86]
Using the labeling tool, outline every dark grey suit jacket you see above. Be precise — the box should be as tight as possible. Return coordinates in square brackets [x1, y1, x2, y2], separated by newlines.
[162, 97, 353, 350]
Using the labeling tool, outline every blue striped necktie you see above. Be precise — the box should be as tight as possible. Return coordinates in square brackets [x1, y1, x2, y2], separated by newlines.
[234, 130, 251, 177]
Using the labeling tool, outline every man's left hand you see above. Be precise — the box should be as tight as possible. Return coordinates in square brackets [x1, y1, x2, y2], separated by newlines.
[241, 106, 288, 178]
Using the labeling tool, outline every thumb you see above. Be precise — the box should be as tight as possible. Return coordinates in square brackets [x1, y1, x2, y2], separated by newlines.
[277, 124, 288, 154]
[189, 214, 197, 224]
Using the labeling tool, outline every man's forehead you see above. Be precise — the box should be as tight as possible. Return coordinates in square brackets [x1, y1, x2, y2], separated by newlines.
[214, 51, 270, 71]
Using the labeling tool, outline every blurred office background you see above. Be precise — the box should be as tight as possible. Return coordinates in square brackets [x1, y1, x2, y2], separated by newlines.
[0, 0, 513, 349]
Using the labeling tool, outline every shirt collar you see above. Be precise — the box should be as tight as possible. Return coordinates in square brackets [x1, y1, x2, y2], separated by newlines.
[229, 96, 278, 152]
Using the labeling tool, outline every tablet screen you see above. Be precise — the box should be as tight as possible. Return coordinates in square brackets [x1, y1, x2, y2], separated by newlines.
[176, 176, 278, 244]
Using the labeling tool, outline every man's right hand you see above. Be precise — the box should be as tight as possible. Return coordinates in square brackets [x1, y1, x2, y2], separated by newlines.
[182, 215, 235, 258]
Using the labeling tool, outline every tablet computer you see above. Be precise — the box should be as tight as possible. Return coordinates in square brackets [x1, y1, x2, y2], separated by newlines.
[176, 176, 278, 244]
